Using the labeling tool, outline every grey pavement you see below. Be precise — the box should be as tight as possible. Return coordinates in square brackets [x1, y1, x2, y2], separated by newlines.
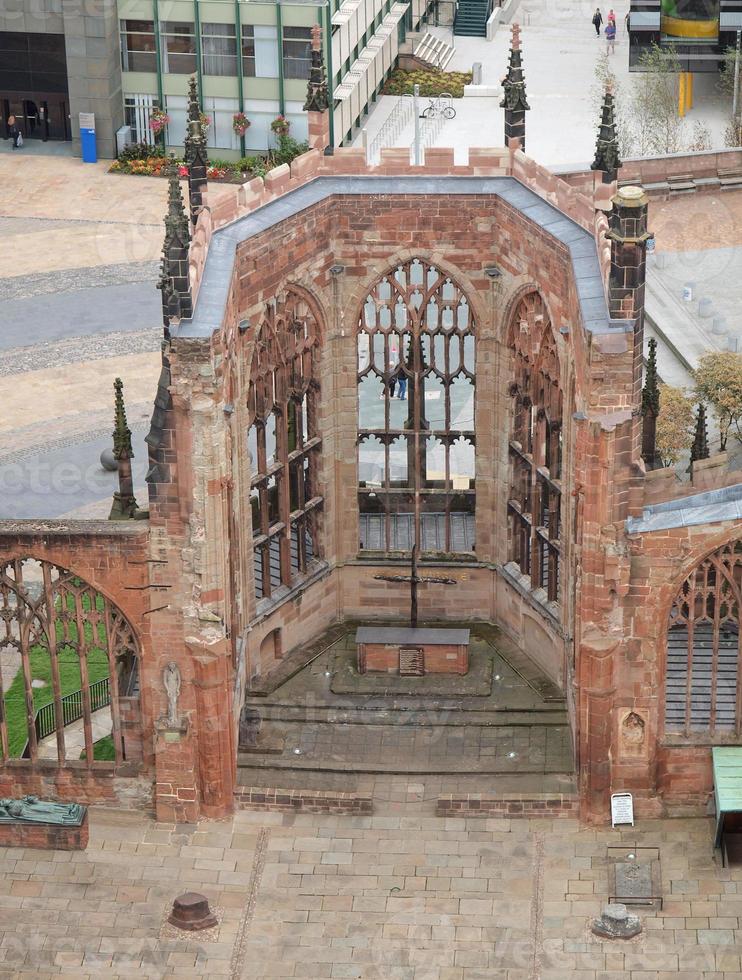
[0, 282, 161, 350]
[0, 425, 150, 520]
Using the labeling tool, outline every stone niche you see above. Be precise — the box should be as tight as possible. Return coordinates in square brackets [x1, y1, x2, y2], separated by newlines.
[356, 627, 470, 675]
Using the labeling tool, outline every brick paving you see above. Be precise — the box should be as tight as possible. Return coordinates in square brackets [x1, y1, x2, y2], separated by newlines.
[1, 805, 742, 978]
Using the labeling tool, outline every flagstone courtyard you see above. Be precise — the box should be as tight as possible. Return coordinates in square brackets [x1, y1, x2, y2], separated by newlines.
[1, 805, 742, 979]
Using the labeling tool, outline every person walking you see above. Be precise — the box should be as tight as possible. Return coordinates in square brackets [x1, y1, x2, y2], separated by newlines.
[605, 18, 616, 53]
[592, 8, 603, 35]
[7, 115, 21, 149]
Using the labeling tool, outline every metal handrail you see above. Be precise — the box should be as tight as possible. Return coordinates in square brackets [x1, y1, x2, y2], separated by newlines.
[368, 95, 415, 164]
[21, 676, 111, 758]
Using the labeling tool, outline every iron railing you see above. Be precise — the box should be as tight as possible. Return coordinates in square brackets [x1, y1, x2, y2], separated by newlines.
[22, 676, 111, 757]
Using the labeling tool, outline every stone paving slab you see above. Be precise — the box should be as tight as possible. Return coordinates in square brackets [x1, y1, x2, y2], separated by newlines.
[1, 806, 741, 979]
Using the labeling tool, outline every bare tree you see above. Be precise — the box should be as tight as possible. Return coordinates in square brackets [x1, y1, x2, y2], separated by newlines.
[630, 44, 686, 155]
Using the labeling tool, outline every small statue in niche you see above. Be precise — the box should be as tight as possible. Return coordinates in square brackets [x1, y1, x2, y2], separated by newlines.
[622, 711, 645, 748]
[163, 662, 181, 727]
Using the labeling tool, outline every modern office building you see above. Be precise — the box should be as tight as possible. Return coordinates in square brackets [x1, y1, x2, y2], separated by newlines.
[628, 0, 741, 73]
[1, 0, 436, 158]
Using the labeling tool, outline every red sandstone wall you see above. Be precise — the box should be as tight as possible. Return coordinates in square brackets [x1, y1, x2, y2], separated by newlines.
[0, 523, 155, 807]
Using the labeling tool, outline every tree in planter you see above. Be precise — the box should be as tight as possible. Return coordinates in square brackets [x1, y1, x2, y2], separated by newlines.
[655, 383, 695, 467]
[694, 350, 742, 451]
[630, 44, 685, 156]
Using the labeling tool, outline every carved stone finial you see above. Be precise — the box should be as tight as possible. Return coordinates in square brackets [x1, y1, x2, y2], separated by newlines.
[500, 23, 529, 152]
[112, 377, 133, 461]
[641, 336, 661, 471]
[690, 402, 710, 463]
[591, 86, 622, 184]
[164, 155, 190, 249]
[183, 75, 207, 168]
[303, 23, 329, 113]
[109, 377, 139, 520]
[641, 337, 660, 418]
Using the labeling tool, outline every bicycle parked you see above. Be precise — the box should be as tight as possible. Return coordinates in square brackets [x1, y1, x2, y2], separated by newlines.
[420, 93, 456, 120]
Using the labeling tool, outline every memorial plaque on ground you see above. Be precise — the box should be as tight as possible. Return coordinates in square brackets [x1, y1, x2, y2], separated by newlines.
[607, 845, 662, 911]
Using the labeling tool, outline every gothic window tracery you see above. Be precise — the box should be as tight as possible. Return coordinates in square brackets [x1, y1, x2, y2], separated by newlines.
[247, 289, 322, 602]
[357, 259, 475, 554]
[665, 539, 742, 736]
[0, 558, 140, 765]
[507, 292, 563, 603]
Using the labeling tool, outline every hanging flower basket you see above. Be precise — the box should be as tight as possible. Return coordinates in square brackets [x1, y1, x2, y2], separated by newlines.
[270, 115, 290, 137]
[149, 107, 170, 136]
[199, 111, 211, 138]
[232, 111, 251, 137]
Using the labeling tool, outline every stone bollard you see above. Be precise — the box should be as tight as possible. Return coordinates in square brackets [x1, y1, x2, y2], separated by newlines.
[712, 316, 728, 336]
[168, 892, 218, 931]
[100, 449, 118, 472]
[591, 903, 642, 939]
[698, 297, 714, 318]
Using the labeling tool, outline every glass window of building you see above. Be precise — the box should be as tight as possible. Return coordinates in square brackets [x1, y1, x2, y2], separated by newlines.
[248, 290, 323, 603]
[242, 25, 279, 78]
[201, 22, 237, 76]
[119, 20, 156, 72]
[357, 259, 476, 554]
[282, 26, 313, 80]
[124, 95, 154, 142]
[203, 96, 241, 150]
[160, 22, 197, 75]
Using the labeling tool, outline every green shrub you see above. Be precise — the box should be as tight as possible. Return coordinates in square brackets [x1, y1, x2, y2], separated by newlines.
[117, 141, 164, 163]
[382, 68, 472, 98]
[270, 135, 310, 166]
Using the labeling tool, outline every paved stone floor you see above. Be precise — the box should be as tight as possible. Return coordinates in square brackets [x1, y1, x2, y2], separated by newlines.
[2, 804, 742, 978]
[356, 0, 731, 167]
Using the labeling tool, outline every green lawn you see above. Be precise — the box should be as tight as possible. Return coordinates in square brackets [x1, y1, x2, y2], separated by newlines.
[3, 645, 110, 758]
[80, 734, 116, 762]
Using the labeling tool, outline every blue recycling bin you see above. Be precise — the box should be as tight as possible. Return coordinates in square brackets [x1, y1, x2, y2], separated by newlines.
[80, 127, 97, 163]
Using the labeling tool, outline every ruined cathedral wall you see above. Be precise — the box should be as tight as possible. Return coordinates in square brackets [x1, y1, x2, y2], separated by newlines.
[212, 191, 593, 690]
[146, 336, 239, 821]
[0, 522, 154, 808]
[616, 522, 742, 817]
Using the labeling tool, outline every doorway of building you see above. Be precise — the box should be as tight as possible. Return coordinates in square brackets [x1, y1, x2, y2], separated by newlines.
[0, 31, 70, 142]
[1, 95, 70, 142]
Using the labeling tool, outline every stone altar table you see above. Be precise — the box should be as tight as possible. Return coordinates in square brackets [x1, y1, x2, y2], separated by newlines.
[356, 627, 470, 676]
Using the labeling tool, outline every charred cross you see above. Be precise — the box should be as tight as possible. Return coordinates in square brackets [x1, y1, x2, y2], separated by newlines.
[373, 545, 457, 628]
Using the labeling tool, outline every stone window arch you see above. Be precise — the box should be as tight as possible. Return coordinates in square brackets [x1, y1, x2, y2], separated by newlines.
[247, 288, 322, 603]
[506, 292, 563, 603]
[357, 258, 476, 554]
[665, 539, 742, 736]
[0, 558, 141, 765]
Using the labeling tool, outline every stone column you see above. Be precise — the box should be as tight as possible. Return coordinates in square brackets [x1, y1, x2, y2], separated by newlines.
[608, 185, 650, 463]
[192, 644, 236, 818]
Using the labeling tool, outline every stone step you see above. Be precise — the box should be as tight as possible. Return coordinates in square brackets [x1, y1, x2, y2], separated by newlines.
[243, 703, 569, 727]
[235, 766, 578, 800]
[237, 719, 574, 775]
